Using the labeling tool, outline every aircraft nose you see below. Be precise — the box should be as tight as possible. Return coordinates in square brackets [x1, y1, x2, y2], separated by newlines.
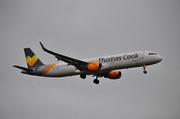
[156, 55, 162, 62]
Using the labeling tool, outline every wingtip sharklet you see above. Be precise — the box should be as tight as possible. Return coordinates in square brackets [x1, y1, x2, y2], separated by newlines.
[39, 42, 45, 49]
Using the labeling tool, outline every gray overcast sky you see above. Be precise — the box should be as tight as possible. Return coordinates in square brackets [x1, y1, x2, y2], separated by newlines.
[0, 0, 180, 119]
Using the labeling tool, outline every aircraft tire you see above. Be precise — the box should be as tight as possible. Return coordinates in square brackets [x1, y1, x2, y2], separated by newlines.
[143, 71, 147, 74]
[93, 79, 99, 84]
[80, 74, 86, 79]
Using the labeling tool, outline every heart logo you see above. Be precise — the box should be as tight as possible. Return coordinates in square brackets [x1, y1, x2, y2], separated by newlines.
[26, 55, 38, 66]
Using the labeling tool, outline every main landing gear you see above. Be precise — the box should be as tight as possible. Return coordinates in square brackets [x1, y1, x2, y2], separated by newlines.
[93, 78, 99, 84]
[80, 74, 100, 84]
[80, 74, 86, 79]
[143, 65, 147, 74]
[93, 75, 100, 84]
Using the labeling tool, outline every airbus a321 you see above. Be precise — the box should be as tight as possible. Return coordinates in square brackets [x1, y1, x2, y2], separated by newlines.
[13, 42, 162, 84]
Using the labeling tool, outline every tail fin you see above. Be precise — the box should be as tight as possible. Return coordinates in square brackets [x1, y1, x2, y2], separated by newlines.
[24, 48, 44, 69]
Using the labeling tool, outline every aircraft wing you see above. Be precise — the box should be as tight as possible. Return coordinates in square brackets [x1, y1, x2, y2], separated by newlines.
[39, 42, 88, 71]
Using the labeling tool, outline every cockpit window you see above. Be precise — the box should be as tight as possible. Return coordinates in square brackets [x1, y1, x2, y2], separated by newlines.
[149, 53, 157, 55]
[149, 53, 153, 55]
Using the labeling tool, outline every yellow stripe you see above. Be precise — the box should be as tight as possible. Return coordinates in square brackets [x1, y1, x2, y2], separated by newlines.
[42, 63, 57, 76]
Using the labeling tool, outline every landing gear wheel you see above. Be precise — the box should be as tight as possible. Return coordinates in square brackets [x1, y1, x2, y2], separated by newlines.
[80, 74, 86, 79]
[143, 65, 147, 74]
[143, 71, 147, 74]
[93, 79, 99, 84]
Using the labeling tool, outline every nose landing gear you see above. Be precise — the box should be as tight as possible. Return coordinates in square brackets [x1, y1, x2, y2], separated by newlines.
[143, 65, 147, 74]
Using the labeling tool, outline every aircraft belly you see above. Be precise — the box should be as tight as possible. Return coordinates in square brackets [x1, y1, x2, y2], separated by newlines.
[45, 66, 79, 77]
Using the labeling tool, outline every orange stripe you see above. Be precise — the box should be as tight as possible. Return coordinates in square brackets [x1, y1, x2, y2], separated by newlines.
[42, 63, 57, 76]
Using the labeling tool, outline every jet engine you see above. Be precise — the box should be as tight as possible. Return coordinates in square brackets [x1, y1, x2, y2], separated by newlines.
[104, 70, 122, 79]
[87, 62, 102, 71]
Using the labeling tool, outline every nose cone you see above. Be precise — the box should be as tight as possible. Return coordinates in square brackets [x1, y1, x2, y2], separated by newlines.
[156, 55, 162, 63]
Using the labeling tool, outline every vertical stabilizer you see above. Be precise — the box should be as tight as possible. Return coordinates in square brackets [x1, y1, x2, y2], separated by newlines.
[24, 48, 44, 69]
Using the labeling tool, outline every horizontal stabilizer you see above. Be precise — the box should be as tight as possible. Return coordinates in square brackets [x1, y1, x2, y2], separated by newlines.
[13, 65, 34, 72]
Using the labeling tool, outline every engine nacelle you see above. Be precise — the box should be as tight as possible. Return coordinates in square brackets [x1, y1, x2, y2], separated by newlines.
[87, 62, 102, 71]
[104, 70, 122, 79]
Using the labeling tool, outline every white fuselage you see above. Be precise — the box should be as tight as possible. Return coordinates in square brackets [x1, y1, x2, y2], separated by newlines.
[36, 51, 162, 77]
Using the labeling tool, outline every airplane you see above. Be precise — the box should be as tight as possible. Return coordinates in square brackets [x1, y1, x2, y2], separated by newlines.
[13, 42, 162, 84]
